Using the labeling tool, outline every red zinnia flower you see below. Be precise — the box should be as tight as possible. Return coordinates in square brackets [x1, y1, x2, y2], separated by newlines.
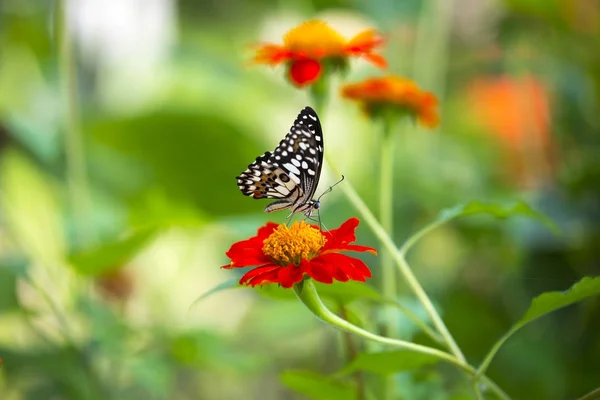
[253, 20, 387, 87]
[222, 218, 376, 288]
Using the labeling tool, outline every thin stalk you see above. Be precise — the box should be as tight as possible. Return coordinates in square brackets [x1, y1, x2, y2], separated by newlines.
[475, 326, 520, 380]
[325, 154, 466, 363]
[576, 387, 600, 400]
[387, 299, 444, 345]
[339, 305, 366, 400]
[379, 122, 396, 338]
[57, 0, 94, 245]
[379, 121, 396, 400]
[295, 280, 466, 369]
[295, 280, 512, 400]
[26, 277, 75, 345]
[399, 219, 445, 256]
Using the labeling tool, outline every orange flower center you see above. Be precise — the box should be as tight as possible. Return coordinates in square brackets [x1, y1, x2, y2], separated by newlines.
[283, 20, 346, 55]
[262, 221, 326, 265]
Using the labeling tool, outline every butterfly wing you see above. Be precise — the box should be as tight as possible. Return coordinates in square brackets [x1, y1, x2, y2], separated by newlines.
[269, 106, 324, 205]
[236, 106, 324, 213]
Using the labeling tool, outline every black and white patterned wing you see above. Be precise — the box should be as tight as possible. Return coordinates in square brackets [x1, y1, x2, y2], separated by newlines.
[236, 106, 324, 213]
[268, 106, 324, 204]
[236, 152, 299, 202]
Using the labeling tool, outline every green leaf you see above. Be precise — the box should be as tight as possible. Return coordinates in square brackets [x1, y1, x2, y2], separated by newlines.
[69, 228, 157, 276]
[89, 111, 266, 218]
[338, 351, 439, 376]
[0, 149, 66, 265]
[0, 264, 20, 313]
[314, 281, 381, 303]
[255, 284, 296, 300]
[437, 200, 559, 234]
[281, 370, 356, 400]
[189, 278, 241, 311]
[516, 276, 600, 328]
[476, 276, 600, 378]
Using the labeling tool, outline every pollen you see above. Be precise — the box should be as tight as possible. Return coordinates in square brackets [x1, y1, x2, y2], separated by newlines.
[262, 221, 326, 266]
[283, 20, 346, 55]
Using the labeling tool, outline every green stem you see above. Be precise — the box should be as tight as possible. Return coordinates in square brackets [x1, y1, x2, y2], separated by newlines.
[378, 121, 396, 400]
[325, 155, 466, 363]
[26, 276, 75, 345]
[339, 305, 366, 400]
[387, 299, 444, 345]
[475, 326, 520, 380]
[399, 219, 445, 256]
[379, 123, 396, 338]
[295, 280, 465, 369]
[57, 0, 94, 246]
[295, 280, 512, 400]
[576, 387, 600, 400]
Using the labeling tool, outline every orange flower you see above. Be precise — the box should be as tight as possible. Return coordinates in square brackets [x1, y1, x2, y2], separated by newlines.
[253, 20, 387, 87]
[467, 74, 555, 188]
[341, 75, 439, 128]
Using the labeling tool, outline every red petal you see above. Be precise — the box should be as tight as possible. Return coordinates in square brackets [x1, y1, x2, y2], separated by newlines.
[277, 264, 305, 288]
[304, 259, 334, 284]
[223, 222, 278, 268]
[240, 264, 280, 286]
[253, 44, 294, 65]
[345, 29, 385, 54]
[289, 59, 322, 87]
[322, 217, 360, 251]
[340, 244, 377, 255]
[317, 253, 372, 282]
[362, 52, 388, 68]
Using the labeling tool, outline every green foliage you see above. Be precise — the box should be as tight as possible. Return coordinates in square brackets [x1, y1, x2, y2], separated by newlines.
[338, 351, 440, 375]
[1, 0, 599, 399]
[69, 228, 158, 276]
[281, 370, 357, 400]
[0, 261, 22, 312]
[517, 276, 600, 327]
[437, 200, 560, 234]
[89, 111, 266, 218]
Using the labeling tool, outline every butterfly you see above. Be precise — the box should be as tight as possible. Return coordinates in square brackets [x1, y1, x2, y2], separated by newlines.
[236, 106, 324, 218]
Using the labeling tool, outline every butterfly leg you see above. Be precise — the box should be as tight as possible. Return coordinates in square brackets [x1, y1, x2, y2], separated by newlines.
[284, 210, 295, 225]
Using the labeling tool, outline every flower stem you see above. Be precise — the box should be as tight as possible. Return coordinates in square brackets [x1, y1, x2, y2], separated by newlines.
[379, 121, 396, 339]
[325, 155, 466, 363]
[294, 280, 463, 368]
[379, 119, 396, 400]
[294, 280, 512, 400]
[576, 387, 600, 400]
[474, 326, 520, 380]
[339, 304, 366, 400]
[57, 0, 95, 246]
[387, 299, 444, 345]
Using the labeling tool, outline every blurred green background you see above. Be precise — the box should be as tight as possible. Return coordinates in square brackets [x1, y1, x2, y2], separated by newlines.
[0, 0, 599, 399]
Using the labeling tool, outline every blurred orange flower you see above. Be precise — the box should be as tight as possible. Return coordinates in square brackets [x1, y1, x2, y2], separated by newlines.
[341, 75, 439, 128]
[253, 20, 386, 87]
[467, 74, 554, 187]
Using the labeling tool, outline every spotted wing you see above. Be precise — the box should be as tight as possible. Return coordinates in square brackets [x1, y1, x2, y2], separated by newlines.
[267, 106, 324, 205]
[236, 152, 299, 203]
[236, 106, 324, 213]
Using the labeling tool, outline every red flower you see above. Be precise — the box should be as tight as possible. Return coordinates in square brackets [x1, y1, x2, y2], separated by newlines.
[222, 218, 376, 288]
[253, 20, 387, 87]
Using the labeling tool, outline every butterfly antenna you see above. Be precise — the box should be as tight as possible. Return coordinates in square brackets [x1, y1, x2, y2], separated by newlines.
[317, 175, 345, 202]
